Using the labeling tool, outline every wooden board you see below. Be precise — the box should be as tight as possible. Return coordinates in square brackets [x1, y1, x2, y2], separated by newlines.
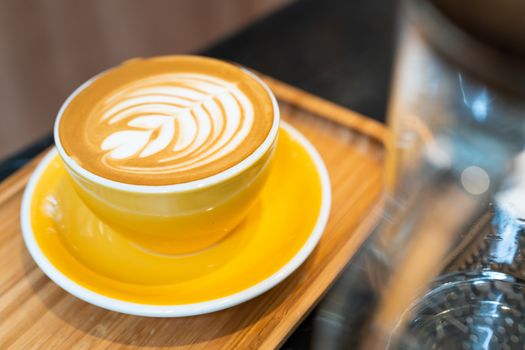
[0, 76, 385, 349]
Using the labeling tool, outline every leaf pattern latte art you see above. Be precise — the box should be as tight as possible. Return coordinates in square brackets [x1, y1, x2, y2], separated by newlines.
[96, 73, 254, 175]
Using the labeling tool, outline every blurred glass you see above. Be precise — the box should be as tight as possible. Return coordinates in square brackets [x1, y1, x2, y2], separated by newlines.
[313, 0, 525, 349]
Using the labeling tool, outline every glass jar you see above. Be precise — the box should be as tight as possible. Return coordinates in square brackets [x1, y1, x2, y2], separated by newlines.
[313, 1, 525, 349]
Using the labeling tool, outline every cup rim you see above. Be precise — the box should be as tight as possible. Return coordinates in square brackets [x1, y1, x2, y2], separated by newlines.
[53, 56, 280, 194]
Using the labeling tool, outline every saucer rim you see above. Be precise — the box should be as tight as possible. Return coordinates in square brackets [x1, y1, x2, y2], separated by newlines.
[20, 121, 331, 317]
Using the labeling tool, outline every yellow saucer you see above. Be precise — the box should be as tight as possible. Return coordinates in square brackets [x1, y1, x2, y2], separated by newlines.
[21, 123, 331, 317]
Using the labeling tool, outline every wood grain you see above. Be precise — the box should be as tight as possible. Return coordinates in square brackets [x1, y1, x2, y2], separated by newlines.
[0, 77, 385, 350]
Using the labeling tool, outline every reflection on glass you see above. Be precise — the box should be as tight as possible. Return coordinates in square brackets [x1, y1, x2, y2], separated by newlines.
[313, 0, 525, 348]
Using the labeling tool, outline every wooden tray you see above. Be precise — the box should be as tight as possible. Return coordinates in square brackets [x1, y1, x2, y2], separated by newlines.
[0, 76, 386, 349]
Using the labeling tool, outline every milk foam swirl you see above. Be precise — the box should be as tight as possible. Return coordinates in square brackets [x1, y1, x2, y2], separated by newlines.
[96, 73, 254, 175]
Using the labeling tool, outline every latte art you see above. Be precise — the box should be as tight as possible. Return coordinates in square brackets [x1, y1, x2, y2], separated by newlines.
[57, 56, 275, 185]
[98, 74, 254, 176]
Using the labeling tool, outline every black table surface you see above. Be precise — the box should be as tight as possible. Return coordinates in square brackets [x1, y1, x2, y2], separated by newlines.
[0, 0, 397, 348]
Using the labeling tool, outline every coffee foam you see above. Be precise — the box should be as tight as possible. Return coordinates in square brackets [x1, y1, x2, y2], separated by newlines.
[58, 56, 274, 185]
[99, 73, 254, 174]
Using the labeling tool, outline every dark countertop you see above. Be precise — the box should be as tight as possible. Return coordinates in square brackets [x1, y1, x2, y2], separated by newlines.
[0, 0, 397, 347]
[206, 0, 397, 122]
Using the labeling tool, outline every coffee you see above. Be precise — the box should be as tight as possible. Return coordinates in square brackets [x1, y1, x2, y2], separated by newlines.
[58, 56, 274, 185]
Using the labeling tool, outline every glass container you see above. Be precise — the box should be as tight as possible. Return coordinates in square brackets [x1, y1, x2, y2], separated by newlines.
[313, 1, 525, 349]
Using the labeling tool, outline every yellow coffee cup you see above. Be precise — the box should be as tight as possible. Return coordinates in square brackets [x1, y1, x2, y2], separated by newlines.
[54, 64, 279, 255]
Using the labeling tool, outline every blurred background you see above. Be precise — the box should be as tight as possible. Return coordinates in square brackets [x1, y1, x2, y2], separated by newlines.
[0, 0, 294, 160]
[0, 0, 396, 170]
